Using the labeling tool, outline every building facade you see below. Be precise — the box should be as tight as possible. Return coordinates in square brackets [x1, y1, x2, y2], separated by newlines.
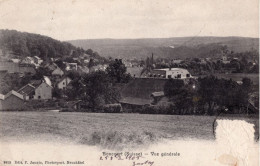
[34, 82, 52, 100]
[57, 77, 72, 90]
[18, 81, 53, 100]
[150, 68, 191, 79]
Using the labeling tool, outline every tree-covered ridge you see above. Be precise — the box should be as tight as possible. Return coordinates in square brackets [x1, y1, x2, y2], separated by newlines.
[0, 29, 102, 60]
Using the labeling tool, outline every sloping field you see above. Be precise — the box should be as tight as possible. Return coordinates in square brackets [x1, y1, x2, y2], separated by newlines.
[0, 112, 258, 150]
[121, 78, 167, 99]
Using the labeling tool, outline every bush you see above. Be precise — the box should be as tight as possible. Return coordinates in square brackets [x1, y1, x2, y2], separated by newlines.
[102, 104, 122, 113]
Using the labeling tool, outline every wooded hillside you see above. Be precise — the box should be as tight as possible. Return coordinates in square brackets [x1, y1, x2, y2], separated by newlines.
[0, 29, 102, 60]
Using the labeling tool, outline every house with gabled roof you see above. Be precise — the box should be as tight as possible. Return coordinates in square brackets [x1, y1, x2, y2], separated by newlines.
[0, 90, 25, 110]
[17, 84, 35, 100]
[17, 80, 53, 100]
[56, 76, 72, 90]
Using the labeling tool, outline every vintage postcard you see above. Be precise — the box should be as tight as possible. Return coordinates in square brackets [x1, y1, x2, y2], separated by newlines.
[0, 0, 259, 166]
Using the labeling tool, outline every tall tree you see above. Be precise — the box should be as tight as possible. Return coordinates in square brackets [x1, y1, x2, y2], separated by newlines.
[80, 71, 120, 111]
[197, 76, 220, 115]
[106, 59, 131, 83]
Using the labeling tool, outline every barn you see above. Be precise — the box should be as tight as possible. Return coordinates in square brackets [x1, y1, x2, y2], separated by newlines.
[0, 90, 25, 110]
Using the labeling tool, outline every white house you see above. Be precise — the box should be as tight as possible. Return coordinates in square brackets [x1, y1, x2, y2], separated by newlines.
[57, 76, 72, 90]
[151, 68, 192, 79]
[34, 82, 52, 100]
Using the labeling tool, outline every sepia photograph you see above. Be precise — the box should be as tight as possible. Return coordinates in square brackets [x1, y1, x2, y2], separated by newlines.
[0, 0, 259, 165]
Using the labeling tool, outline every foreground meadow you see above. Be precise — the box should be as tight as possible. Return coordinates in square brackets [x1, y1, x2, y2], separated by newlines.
[0, 112, 258, 150]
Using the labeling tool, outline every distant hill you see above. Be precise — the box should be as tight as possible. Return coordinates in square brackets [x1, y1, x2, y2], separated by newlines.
[0, 29, 102, 60]
[68, 37, 259, 59]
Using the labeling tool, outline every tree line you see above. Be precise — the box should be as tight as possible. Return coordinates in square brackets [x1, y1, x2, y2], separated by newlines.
[141, 76, 256, 115]
[0, 29, 104, 61]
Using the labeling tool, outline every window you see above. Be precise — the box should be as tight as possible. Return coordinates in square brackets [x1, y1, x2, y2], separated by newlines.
[168, 75, 172, 79]
[63, 82, 65, 85]
[186, 74, 190, 78]
[38, 96, 41, 99]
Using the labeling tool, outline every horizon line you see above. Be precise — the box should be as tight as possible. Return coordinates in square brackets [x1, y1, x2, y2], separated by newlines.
[0, 29, 259, 42]
[66, 35, 259, 41]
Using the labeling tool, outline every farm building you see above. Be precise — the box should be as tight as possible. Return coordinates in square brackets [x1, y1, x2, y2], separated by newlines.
[150, 68, 191, 79]
[57, 76, 72, 90]
[0, 90, 25, 110]
[18, 80, 53, 100]
[119, 78, 167, 111]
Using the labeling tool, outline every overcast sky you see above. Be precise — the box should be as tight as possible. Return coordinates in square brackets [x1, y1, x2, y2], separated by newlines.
[0, 0, 259, 41]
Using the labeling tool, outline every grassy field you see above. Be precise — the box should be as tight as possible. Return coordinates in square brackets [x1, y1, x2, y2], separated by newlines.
[0, 112, 258, 150]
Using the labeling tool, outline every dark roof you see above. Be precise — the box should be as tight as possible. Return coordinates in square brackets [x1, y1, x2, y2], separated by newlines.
[4, 90, 24, 100]
[17, 80, 44, 96]
[17, 84, 35, 96]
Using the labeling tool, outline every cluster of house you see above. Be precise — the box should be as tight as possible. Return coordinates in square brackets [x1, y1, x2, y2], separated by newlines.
[0, 79, 51, 110]
[0, 61, 76, 110]
[12, 56, 43, 68]
[0, 73, 74, 110]
[0, 52, 111, 111]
